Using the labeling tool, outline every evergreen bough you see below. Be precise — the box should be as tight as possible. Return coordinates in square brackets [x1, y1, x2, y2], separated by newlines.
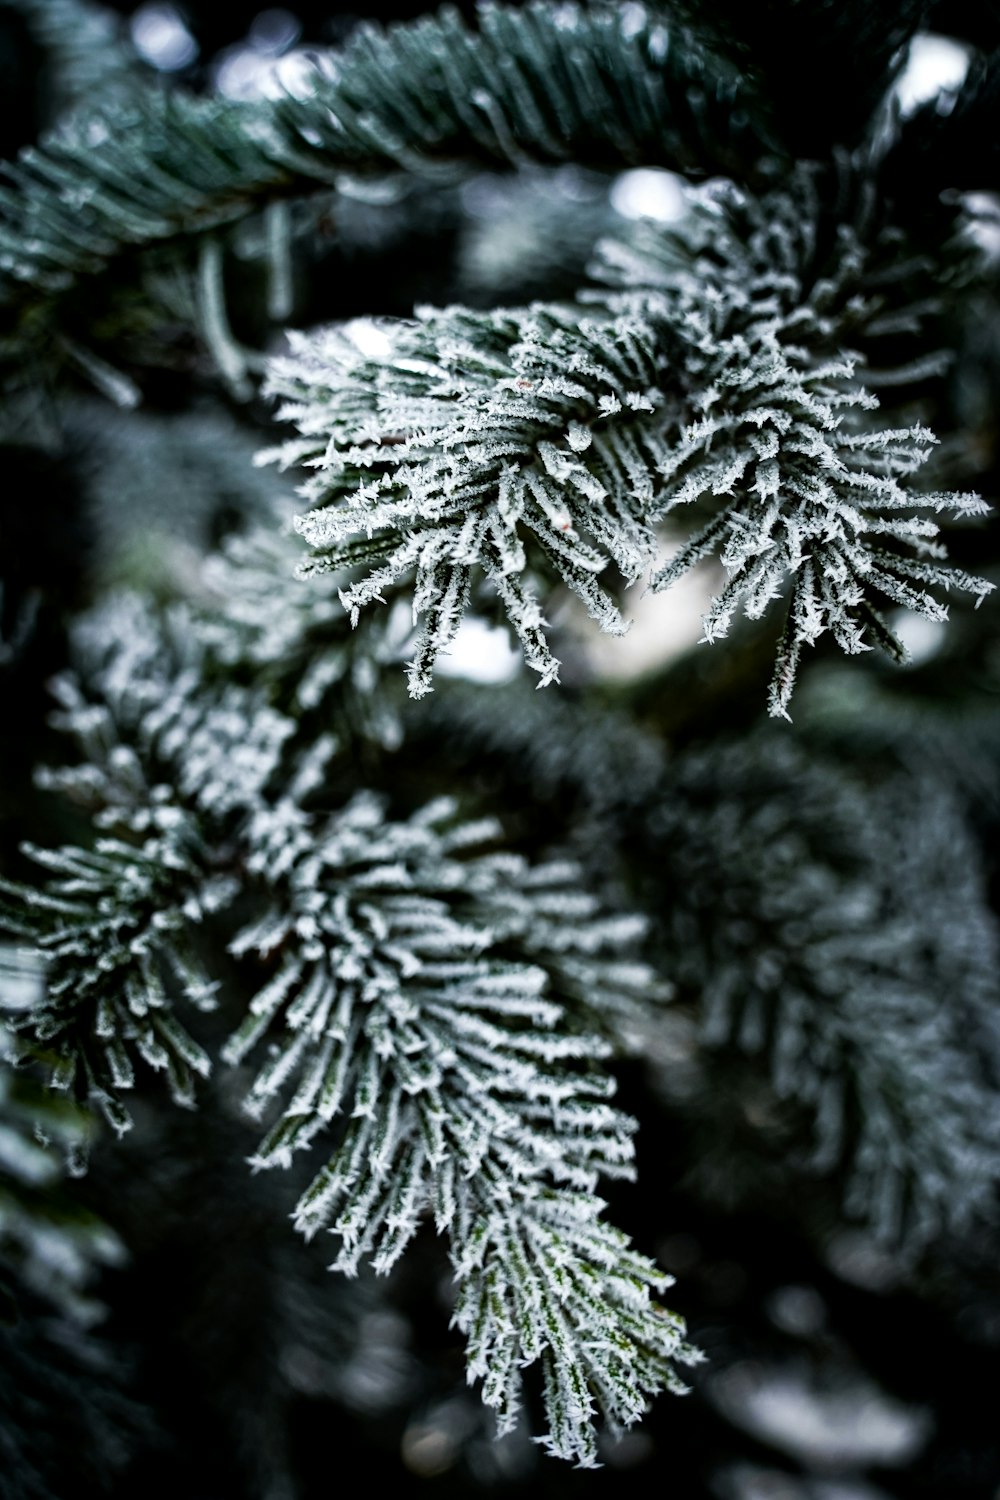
[1, 0, 998, 1483]
[2, 596, 699, 1463]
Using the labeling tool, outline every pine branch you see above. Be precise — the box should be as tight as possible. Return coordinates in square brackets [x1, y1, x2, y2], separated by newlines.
[0, 2, 768, 371]
[4, 592, 695, 1460]
[13, 0, 146, 121]
[268, 303, 671, 694]
[0, 577, 397, 1139]
[597, 179, 994, 715]
[224, 793, 697, 1463]
[61, 593, 296, 823]
[452, 1178, 695, 1464]
[279, 176, 991, 712]
[0, 818, 215, 1137]
[197, 525, 402, 742]
[652, 735, 1000, 1247]
[0, 595, 293, 1132]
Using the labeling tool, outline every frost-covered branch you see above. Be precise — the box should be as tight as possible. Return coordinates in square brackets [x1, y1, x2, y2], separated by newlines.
[278, 176, 991, 711]
[598, 183, 994, 714]
[268, 304, 671, 694]
[0, 597, 290, 1131]
[225, 793, 696, 1464]
[2, 595, 695, 1461]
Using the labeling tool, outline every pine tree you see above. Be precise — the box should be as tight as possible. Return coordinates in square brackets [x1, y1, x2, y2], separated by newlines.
[1, 2, 999, 1495]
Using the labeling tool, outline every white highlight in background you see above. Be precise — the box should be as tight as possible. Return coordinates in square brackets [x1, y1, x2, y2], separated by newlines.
[891, 609, 947, 666]
[893, 34, 971, 116]
[611, 169, 687, 223]
[437, 618, 521, 685]
[248, 8, 301, 56]
[130, 3, 198, 71]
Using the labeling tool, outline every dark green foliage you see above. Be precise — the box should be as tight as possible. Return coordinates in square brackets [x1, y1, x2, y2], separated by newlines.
[0, 2, 770, 389]
[883, 46, 1000, 204]
[649, 735, 1000, 1245]
[669, 0, 925, 153]
[0, 1297, 144, 1500]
